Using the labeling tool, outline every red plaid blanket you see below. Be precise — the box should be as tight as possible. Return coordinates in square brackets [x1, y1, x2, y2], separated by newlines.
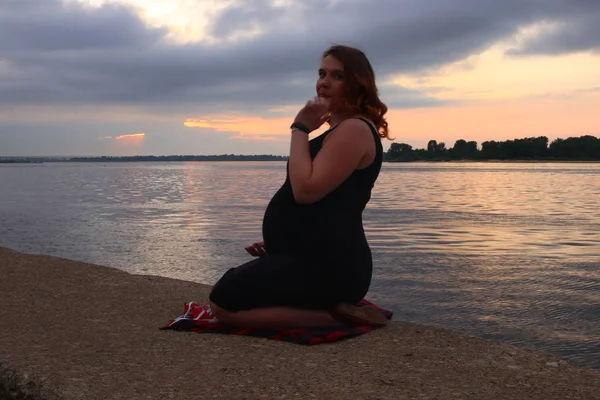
[161, 299, 393, 345]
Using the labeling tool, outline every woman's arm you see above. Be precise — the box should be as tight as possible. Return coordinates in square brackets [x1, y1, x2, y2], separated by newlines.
[288, 118, 373, 204]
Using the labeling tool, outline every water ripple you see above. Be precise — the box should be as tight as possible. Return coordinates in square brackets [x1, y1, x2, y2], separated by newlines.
[1, 161, 599, 369]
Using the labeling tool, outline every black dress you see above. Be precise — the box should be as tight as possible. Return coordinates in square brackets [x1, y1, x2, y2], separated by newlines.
[209, 117, 383, 312]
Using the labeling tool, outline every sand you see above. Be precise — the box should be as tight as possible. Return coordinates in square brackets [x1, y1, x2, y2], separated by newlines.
[1, 245, 599, 400]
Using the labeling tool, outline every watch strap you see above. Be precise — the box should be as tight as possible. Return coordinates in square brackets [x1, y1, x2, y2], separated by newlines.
[290, 122, 311, 134]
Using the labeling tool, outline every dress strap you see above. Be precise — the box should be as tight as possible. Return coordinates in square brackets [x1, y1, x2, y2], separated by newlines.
[353, 117, 380, 140]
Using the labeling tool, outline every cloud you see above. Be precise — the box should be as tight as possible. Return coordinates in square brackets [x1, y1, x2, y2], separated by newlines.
[507, 2, 600, 56]
[0, 0, 165, 52]
[0, 118, 247, 156]
[231, 135, 289, 142]
[577, 86, 600, 93]
[115, 133, 145, 140]
[95, 133, 146, 141]
[0, 0, 599, 120]
[379, 83, 450, 109]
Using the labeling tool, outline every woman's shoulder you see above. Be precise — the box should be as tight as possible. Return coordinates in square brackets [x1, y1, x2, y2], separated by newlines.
[327, 116, 377, 142]
[350, 115, 378, 133]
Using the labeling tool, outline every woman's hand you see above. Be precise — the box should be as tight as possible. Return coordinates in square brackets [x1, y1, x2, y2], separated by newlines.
[245, 241, 266, 257]
[293, 97, 331, 133]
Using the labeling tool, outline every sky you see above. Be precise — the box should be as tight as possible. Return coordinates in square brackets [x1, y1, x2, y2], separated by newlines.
[1, 0, 599, 157]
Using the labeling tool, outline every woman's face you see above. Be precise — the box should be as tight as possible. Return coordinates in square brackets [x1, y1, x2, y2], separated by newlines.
[316, 55, 346, 113]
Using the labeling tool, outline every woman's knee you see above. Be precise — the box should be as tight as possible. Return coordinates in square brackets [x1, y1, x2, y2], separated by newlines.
[208, 285, 239, 319]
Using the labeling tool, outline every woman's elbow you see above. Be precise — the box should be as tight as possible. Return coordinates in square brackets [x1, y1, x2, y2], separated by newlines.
[292, 189, 321, 205]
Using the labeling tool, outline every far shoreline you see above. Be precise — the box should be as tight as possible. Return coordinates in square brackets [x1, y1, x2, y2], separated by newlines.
[401, 159, 600, 163]
[2, 158, 600, 164]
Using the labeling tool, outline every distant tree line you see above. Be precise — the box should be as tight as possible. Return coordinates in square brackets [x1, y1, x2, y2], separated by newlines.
[3, 135, 599, 164]
[0, 154, 289, 163]
[384, 135, 600, 162]
[0, 159, 39, 163]
[64, 154, 288, 162]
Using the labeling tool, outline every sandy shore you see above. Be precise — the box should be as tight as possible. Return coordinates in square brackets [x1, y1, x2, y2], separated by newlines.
[1, 246, 599, 400]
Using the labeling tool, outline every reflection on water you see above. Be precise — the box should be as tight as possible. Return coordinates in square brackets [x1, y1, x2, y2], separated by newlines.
[1, 161, 599, 369]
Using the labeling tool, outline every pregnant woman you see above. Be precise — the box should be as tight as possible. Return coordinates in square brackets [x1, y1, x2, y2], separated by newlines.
[208, 44, 391, 328]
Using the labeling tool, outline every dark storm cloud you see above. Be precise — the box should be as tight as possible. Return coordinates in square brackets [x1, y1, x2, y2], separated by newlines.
[0, 0, 598, 115]
[209, 0, 287, 39]
[507, 8, 600, 56]
[0, 0, 166, 52]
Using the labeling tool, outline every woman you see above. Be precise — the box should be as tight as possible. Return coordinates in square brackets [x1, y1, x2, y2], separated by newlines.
[207, 44, 391, 328]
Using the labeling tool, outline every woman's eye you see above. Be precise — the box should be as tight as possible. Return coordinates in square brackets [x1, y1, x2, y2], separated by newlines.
[318, 71, 343, 79]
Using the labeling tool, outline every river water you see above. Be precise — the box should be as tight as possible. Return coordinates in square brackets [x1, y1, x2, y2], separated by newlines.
[1, 161, 599, 369]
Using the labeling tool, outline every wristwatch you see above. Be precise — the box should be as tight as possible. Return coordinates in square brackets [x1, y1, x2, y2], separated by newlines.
[290, 122, 311, 134]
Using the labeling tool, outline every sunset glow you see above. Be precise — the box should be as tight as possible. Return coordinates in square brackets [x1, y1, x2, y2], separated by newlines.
[393, 46, 600, 102]
[1, 1, 598, 156]
[385, 92, 600, 148]
[184, 116, 333, 142]
[115, 133, 146, 140]
[185, 117, 291, 140]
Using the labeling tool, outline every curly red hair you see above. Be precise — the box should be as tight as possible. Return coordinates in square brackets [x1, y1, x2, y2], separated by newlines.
[322, 45, 391, 140]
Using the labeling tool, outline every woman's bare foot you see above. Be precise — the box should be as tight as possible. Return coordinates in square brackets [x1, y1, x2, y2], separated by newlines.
[329, 303, 389, 327]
